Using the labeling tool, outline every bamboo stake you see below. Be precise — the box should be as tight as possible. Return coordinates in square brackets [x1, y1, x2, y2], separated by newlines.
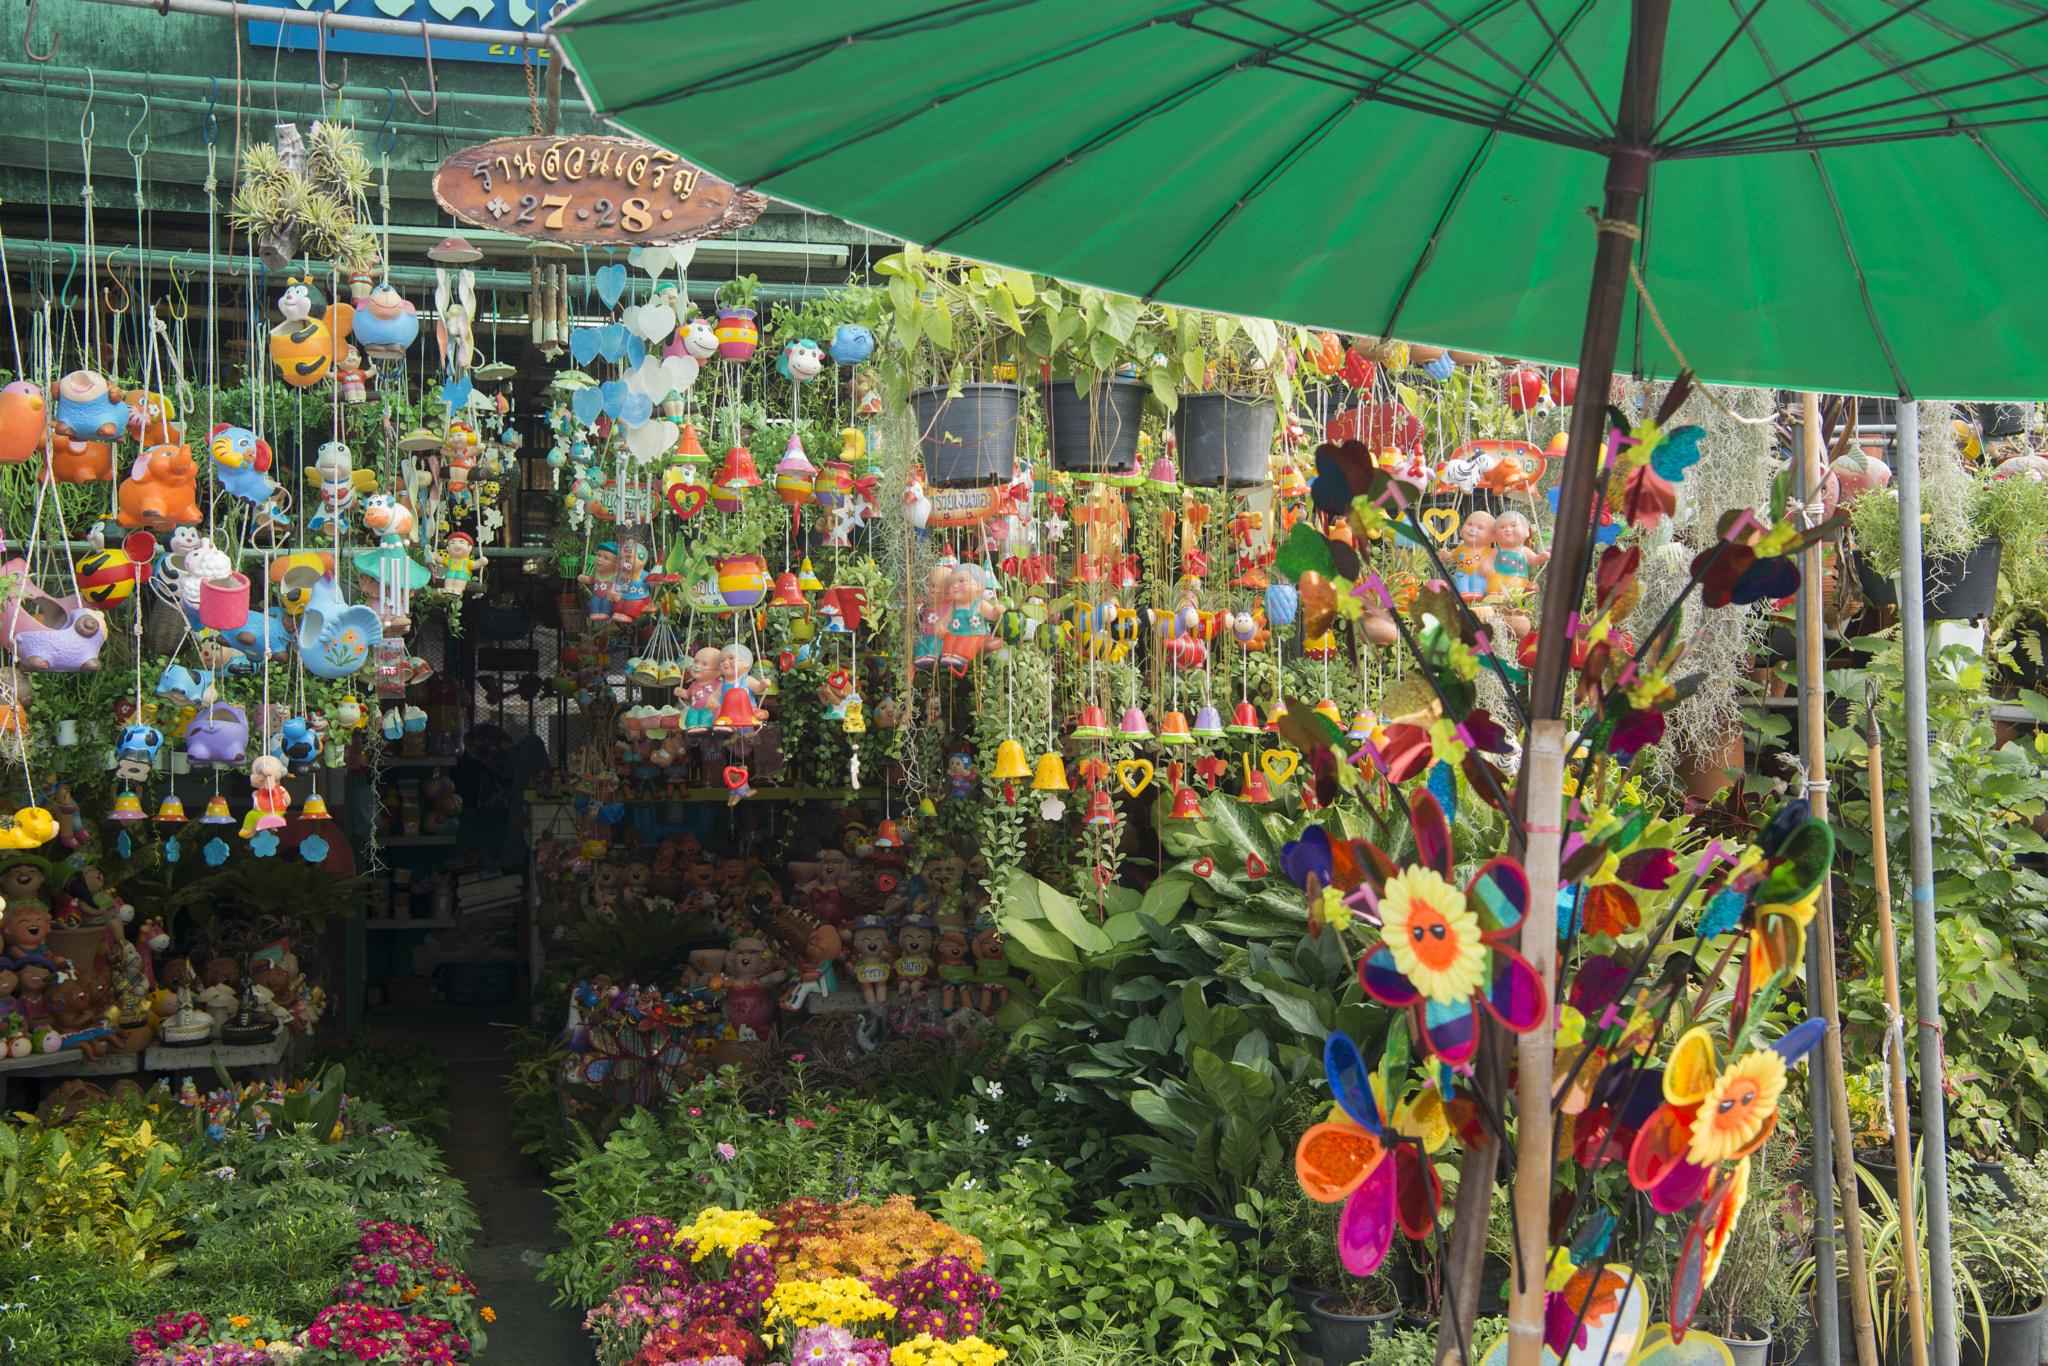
[1866, 685, 1929, 1366]
[1506, 721, 1566, 1366]
[1801, 393, 1879, 1366]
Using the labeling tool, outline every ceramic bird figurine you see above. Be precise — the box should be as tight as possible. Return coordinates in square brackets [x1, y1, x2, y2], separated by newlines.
[207, 424, 278, 505]
[53, 372, 129, 441]
[0, 382, 46, 464]
[351, 283, 419, 359]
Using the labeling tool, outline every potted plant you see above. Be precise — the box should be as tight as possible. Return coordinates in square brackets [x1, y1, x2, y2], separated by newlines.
[1030, 283, 1199, 478]
[1263, 1105, 1403, 1361]
[713, 274, 762, 361]
[1695, 1133, 1809, 1366]
[1175, 316, 1283, 488]
[1850, 452, 2048, 621]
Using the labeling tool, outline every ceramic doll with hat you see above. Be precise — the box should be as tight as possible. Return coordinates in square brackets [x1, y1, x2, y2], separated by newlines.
[847, 916, 894, 1009]
[894, 916, 936, 999]
[934, 930, 975, 1012]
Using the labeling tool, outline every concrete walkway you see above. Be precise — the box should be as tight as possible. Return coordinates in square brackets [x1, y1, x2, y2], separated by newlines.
[368, 1010, 591, 1365]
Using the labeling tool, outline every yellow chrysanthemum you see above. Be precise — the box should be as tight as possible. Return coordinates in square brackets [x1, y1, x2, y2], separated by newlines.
[1688, 1051, 1787, 1165]
[1379, 865, 1486, 1004]
[675, 1206, 775, 1259]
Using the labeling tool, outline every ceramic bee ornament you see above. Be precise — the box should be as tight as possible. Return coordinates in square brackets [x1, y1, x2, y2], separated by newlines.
[270, 280, 341, 387]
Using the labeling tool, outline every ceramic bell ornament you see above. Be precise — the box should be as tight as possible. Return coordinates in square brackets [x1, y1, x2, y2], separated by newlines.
[154, 794, 187, 822]
[109, 790, 147, 821]
[1240, 755, 1274, 804]
[199, 794, 236, 824]
[1191, 704, 1225, 737]
[1169, 786, 1204, 819]
[1030, 752, 1069, 791]
[1157, 711, 1192, 745]
[1084, 788, 1117, 826]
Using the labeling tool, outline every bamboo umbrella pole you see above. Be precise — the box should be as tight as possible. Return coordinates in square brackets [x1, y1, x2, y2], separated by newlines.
[1800, 393, 1878, 1366]
[1506, 722, 1566, 1366]
[1866, 684, 1929, 1366]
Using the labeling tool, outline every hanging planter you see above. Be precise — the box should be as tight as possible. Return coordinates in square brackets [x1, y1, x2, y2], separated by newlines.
[910, 383, 1023, 488]
[1044, 375, 1146, 476]
[715, 555, 771, 609]
[1175, 392, 1277, 488]
[1857, 536, 2003, 620]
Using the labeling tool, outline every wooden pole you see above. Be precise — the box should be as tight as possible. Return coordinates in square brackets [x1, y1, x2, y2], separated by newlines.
[1800, 394, 1877, 1366]
[1506, 721, 1566, 1366]
[1866, 688, 1929, 1366]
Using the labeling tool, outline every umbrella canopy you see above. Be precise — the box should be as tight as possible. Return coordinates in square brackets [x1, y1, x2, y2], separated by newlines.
[555, 0, 2048, 400]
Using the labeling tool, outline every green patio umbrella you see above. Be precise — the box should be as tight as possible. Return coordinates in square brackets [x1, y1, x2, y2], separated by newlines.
[551, 4, 2020, 1363]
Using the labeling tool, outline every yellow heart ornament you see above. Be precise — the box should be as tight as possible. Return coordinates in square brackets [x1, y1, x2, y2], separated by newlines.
[1116, 759, 1154, 797]
[1420, 507, 1462, 546]
[1260, 749, 1302, 786]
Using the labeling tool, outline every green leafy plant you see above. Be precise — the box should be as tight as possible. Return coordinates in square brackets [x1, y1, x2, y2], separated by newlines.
[563, 902, 716, 982]
[297, 1039, 452, 1133]
[1693, 1131, 1810, 1350]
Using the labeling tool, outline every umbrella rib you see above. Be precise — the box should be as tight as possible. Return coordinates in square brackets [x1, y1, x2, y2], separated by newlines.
[1375, 0, 1605, 341]
[1257, 55, 1596, 137]
[1679, 80, 2048, 153]
[1873, 0, 2048, 95]
[1659, 107, 2048, 155]
[1651, 0, 1781, 140]
[1201, 0, 1597, 138]
[1275, 0, 1608, 139]
[1658, 0, 1940, 147]
[1517, 0, 1615, 129]
[1666, 7, 2048, 148]
[1726, 0, 1912, 398]
[1400, 0, 1612, 137]
[1138, 1, 1521, 303]
[597, 0, 1131, 108]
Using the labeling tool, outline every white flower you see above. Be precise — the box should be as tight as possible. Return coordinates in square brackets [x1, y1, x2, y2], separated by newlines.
[972, 1118, 989, 1135]
[1053, 1087, 1070, 1103]
[986, 1082, 1004, 1100]
[212, 1166, 237, 1180]
[1016, 1135, 1032, 1148]
[962, 1177, 978, 1190]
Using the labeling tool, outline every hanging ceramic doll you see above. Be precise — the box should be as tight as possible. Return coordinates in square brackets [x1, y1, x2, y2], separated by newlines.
[939, 563, 1004, 673]
[679, 647, 723, 733]
[910, 562, 952, 669]
[1451, 509, 1495, 600]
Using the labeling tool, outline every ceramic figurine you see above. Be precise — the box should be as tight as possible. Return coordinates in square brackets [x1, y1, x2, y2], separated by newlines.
[0, 381, 47, 464]
[207, 424, 279, 505]
[1451, 509, 1495, 600]
[309, 442, 362, 535]
[681, 316, 719, 362]
[1485, 511, 1550, 596]
[14, 601, 107, 672]
[934, 930, 974, 1011]
[946, 750, 976, 798]
[335, 347, 375, 403]
[435, 268, 477, 373]
[438, 531, 480, 592]
[46, 431, 114, 484]
[679, 646, 723, 733]
[778, 338, 825, 382]
[127, 391, 181, 447]
[269, 279, 352, 388]
[829, 324, 875, 365]
[116, 444, 201, 530]
[712, 644, 767, 733]
[243, 754, 292, 834]
[712, 937, 785, 1039]
[114, 724, 164, 780]
[972, 928, 1010, 1013]
[847, 916, 893, 1008]
[352, 284, 419, 359]
[894, 917, 936, 999]
[938, 563, 1003, 673]
[781, 923, 843, 1012]
[53, 372, 128, 441]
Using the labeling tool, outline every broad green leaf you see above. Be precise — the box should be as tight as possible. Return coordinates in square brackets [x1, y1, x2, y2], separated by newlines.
[1101, 294, 1142, 344]
[1243, 316, 1280, 362]
[1037, 878, 1113, 955]
[991, 285, 1024, 334]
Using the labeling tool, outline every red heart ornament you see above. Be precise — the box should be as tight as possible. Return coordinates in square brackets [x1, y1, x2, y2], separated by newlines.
[1192, 856, 1215, 877]
[1095, 866, 1113, 887]
[877, 873, 899, 892]
[723, 765, 750, 790]
[1246, 854, 1268, 878]
[667, 481, 709, 520]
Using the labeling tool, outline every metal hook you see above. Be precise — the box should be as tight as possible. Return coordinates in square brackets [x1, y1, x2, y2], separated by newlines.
[375, 87, 397, 159]
[202, 75, 218, 148]
[104, 251, 132, 315]
[401, 20, 438, 116]
[23, 0, 57, 63]
[165, 256, 192, 321]
[317, 11, 347, 94]
[126, 91, 150, 161]
[57, 243, 77, 310]
[78, 65, 94, 146]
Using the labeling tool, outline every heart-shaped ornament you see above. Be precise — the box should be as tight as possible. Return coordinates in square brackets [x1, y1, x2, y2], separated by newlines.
[1192, 856, 1215, 877]
[596, 323, 629, 362]
[1116, 758, 1154, 797]
[618, 391, 655, 428]
[570, 384, 604, 427]
[1246, 853, 1268, 878]
[666, 480, 708, 519]
[627, 357, 673, 401]
[625, 419, 678, 464]
[595, 263, 628, 307]
[663, 354, 700, 394]
[1420, 507, 1462, 545]
[633, 302, 676, 343]
[723, 765, 750, 790]
[600, 379, 632, 419]
[630, 245, 674, 277]
[1094, 866, 1114, 887]
[1261, 749, 1302, 785]
[569, 327, 602, 365]
[624, 333, 646, 370]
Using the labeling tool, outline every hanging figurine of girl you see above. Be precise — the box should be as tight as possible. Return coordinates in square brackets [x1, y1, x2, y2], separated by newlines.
[679, 647, 723, 734]
[1485, 511, 1550, 597]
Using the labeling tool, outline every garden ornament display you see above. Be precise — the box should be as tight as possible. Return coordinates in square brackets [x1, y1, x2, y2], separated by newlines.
[268, 279, 352, 387]
[207, 424, 279, 505]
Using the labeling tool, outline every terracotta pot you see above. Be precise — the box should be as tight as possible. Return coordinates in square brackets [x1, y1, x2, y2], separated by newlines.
[1677, 723, 1746, 800]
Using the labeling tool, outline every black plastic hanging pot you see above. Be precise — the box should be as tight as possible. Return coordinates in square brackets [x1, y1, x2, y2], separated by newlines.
[1175, 391, 1277, 487]
[1044, 375, 1147, 476]
[1309, 1293, 1403, 1366]
[1854, 536, 2002, 620]
[1960, 1296, 2045, 1366]
[909, 383, 1022, 488]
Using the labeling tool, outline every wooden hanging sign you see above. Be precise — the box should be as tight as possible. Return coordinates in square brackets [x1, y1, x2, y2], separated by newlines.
[432, 136, 767, 248]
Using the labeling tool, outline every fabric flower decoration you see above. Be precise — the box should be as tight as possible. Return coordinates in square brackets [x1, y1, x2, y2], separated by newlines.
[1353, 791, 1547, 1063]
